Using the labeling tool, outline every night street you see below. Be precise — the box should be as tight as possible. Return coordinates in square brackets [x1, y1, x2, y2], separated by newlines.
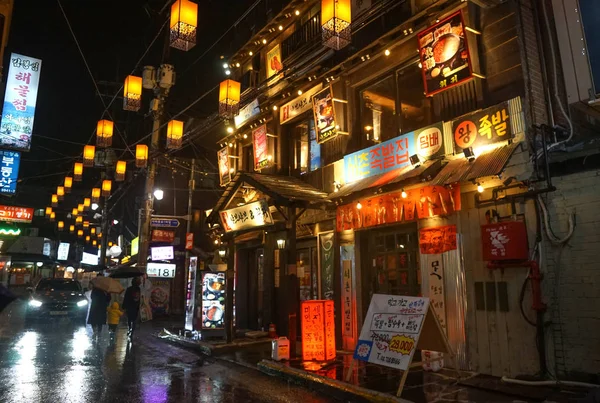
[0, 301, 334, 403]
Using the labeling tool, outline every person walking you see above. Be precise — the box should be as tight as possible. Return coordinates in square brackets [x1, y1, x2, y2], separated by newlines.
[122, 277, 141, 340]
[88, 286, 111, 339]
[106, 301, 124, 338]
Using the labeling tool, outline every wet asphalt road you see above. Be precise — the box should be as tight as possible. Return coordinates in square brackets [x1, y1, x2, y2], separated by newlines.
[0, 301, 335, 403]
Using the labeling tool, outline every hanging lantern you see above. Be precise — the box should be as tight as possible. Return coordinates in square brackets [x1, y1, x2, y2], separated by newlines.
[64, 177, 73, 193]
[83, 221, 90, 229]
[84, 198, 91, 210]
[102, 180, 112, 197]
[166, 120, 184, 149]
[72, 208, 78, 216]
[58, 221, 64, 231]
[74, 163, 83, 181]
[98, 232, 102, 239]
[78, 204, 84, 213]
[45, 207, 52, 217]
[85, 235, 91, 243]
[96, 119, 114, 148]
[77, 229, 83, 237]
[108, 241, 113, 247]
[123, 75, 143, 112]
[321, 0, 352, 50]
[83, 145, 95, 167]
[92, 240, 97, 246]
[50, 212, 56, 222]
[91, 227, 96, 235]
[51, 194, 58, 207]
[92, 188, 101, 203]
[69, 225, 75, 233]
[219, 79, 241, 117]
[57, 186, 65, 201]
[136, 145, 148, 168]
[76, 216, 83, 226]
[170, 0, 198, 51]
[115, 160, 127, 181]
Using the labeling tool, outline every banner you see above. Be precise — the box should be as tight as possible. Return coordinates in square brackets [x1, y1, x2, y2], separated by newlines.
[419, 225, 457, 255]
[312, 85, 338, 144]
[0, 150, 20, 194]
[252, 125, 269, 170]
[418, 11, 472, 96]
[266, 44, 283, 80]
[452, 101, 512, 152]
[219, 199, 273, 232]
[319, 232, 334, 299]
[217, 147, 231, 186]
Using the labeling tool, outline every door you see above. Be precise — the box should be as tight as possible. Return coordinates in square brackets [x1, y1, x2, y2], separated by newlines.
[297, 247, 318, 300]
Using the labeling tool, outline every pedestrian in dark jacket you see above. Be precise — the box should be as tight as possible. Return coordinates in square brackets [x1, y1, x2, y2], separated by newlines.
[122, 277, 141, 339]
[87, 287, 111, 339]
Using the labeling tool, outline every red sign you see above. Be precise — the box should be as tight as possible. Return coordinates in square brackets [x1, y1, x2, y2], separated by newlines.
[336, 184, 461, 232]
[301, 300, 336, 361]
[481, 221, 528, 261]
[185, 232, 194, 250]
[151, 229, 175, 243]
[252, 125, 269, 170]
[419, 225, 457, 254]
[0, 205, 33, 223]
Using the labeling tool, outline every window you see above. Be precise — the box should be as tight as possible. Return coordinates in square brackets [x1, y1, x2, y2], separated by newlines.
[396, 65, 432, 133]
[361, 75, 397, 143]
[294, 119, 321, 174]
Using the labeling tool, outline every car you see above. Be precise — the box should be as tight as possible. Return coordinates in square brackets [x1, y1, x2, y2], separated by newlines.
[26, 278, 89, 324]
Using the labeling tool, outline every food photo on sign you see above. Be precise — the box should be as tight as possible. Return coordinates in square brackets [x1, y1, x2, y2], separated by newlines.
[149, 280, 170, 315]
[201, 272, 225, 329]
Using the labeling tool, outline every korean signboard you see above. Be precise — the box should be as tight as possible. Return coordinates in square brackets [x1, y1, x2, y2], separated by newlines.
[341, 253, 353, 337]
[217, 147, 231, 186]
[452, 101, 512, 152]
[185, 232, 194, 250]
[301, 300, 336, 361]
[312, 86, 338, 144]
[185, 256, 198, 331]
[343, 122, 443, 183]
[151, 246, 174, 260]
[419, 225, 457, 255]
[336, 184, 461, 232]
[280, 84, 322, 124]
[0, 150, 20, 194]
[219, 199, 273, 233]
[266, 44, 283, 81]
[234, 98, 260, 129]
[0, 205, 33, 223]
[354, 295, 429, 370]
[319, 232, 335, 300]
[151, 229, 175, 243]
[0, 53, 42, 151]
[418, 11, 472, 96]
[57, 242, 70, 261]
[481, 221, 528, 261]
[146, 262, 177, 278]
[252, 125, 269, 170]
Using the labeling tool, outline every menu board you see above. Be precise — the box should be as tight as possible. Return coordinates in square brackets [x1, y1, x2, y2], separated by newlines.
[301, 300, 336, 361]
[201, 272, 225, 329]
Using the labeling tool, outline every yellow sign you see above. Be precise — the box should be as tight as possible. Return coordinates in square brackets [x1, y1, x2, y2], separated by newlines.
[131, 237, 139, 256]
[389, 334, 415, 355]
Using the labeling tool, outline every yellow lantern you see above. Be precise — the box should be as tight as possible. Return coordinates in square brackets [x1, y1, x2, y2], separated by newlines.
[321, 0, 351, 50]
[64, 177, 73, 193]
[83, 221, 90, 229]
[136, 145, 148, 168]
[57, 186, 65, 200]
[108, 241, 113, 247]
[92, 188, 101, 203]
[219, 79, 241, 117]
[102, 180, 112, 197]
[69, 225, 75, 233]
[166, 120, 184, 149]
[85, 235, 90, 242]
[91, 227, 96, 235]
[123, 75, 143, 111]
[170, 0, 198, 51]
[96, 119, 114, 148]
[74, 162, 83, 181]
[72, 208, 78, 216]
[50, 212, 56, 222]
[116, 160, 127, 181]
[83, 145, 95, 167]
[45, 207, 52, 217]
[92, 240, 97, 246]
[84, 198, 91, 209]
[58, 221, 64, 231]
[76, 216, 83, 225]
[78, 204, 84, 213]
[98, 233, 102, 239]
[51, 194, 58, 207]
[77, 229, 83, 237]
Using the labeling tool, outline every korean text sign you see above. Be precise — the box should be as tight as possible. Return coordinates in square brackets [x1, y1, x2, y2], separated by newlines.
[0, 205, 33, 223]
[354, 294, 429, 370]
[481, 221, 528, 261]
[252, 125, 269, 170]
[0, 53, 42, 151]
[0, 150, 20, 194]
[452, 101, 512, 152]
[280, 84, 322, 124]
[219, 199, 273, 232]
[312, 86, 338, 144]
[301, 300, 336, 361]
[418, 11, 472, 96]
[217, 147, 231, 186]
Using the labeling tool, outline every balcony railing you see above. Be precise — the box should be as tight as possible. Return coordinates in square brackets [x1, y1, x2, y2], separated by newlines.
[281, 14, 321, 62]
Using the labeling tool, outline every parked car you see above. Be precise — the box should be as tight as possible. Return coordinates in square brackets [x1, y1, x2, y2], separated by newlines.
[26, 278, 88, 323]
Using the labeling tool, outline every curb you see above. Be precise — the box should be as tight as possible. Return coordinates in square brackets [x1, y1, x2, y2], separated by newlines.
[257, 360, 413, 403]
[155, 334, 271, 357]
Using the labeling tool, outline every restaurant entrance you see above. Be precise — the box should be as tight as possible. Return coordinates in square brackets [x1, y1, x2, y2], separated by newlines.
[236, 247, 265, 331]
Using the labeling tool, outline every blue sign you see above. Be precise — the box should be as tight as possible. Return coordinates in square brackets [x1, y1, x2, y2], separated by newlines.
[151, 218, 180, 228]
[0, 150, 20, 194]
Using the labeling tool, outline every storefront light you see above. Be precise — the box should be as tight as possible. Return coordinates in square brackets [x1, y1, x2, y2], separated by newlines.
[356, 202, 362, 210]
[477, 183, 484, 193]
[384, 49, 390, 56]
[401, 189, 407, 199]
[218, 249, 226, 257]
[276, 239, 286, 249]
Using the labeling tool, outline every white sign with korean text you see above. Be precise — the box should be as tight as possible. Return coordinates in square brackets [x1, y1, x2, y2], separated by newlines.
[147, 262, 176, 278]
[353, 294, 429, 370]
[57, 242, 70, 261]
[219, 199, 273, 233]
[234, 98, 260, 128]
[280, 84, 322, 124]
[151, 246, 174, 261]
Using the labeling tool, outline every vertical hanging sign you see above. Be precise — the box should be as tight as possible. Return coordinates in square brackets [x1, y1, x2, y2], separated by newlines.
[0, 150, 20, 194]
[252, 125, 269, 170]
[217, 147, 231, 186]
[319, 232, 335, 299]
[312, 85, 338, 144]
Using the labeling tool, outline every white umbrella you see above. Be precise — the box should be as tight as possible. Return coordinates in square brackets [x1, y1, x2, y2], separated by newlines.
[91, 276, 124, 294]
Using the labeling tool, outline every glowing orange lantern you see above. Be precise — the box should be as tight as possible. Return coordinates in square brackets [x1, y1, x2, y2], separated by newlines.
[74, 163, 83, 181]
[78, 204, 84, 213]
[123, 75, 143, 111]
[57, 186, 65, 200]
[102, 180, 112, 197]
[108, 241, 113, 247]
[50, 212, 56, 222]
[76, 216, 83, 225]
[91, 227, 96, 235]
[72, 208, 78, 216]
[301, 300, 336, 361]
[96, 119, 114, 148]
[92, 188, 101, 203]
[92, 240, 97, 246]
[58, 221, 64, 231]
[64, 177, 73, 193]
[77, 229, 83, 237]
[83, 221, 89, 229]
[170, 0, 198, 51]
[136, 145, 148, 168]
[69, 225, 75, 233]
[115, 160, 127, 181]
[321, 0, 351, 50]
[218, 79, 241, 117]
[45, 207, 52, 217]
[83, 145, 95, 167]
[85, 235, 90, 242]
[98, 233, 102, 239]
[167, 120, 184, 149]
[51, 194, 58, 207]
[84, 198, 91, 210]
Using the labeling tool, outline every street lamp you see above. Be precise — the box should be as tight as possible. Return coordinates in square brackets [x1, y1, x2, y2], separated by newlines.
[154, 189, 164, 200]
[91, 203, 99, 211]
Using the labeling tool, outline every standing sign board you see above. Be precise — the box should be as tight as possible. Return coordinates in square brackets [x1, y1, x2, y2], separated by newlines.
[185, 256, 198, 331]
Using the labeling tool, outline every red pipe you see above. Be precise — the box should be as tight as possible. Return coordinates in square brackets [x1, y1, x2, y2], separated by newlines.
[486, 260, 546, 312]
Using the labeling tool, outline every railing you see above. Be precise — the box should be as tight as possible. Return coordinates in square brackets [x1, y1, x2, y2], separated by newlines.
[281, 14, 322, 62]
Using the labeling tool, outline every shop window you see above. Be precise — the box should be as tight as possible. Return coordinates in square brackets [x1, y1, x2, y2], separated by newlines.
[360, 75, 397, 143]
[396, 65, 432, 133]
[294, 119, 321, 174]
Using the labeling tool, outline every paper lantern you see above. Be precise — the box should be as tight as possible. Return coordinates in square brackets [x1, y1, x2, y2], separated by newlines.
[83, 221, 89, 229]
[108, 241, 113, 247]
[72, 208, 78, 216]
[218, 79, 241, 117]
[92, 240, 97, 246]
[98, 233, 102, 239]
[69, 225, 75, 233]
[102, 180, 112, 197]
[170, 0, 197, 51]
[51, 194, 58, 207]
[57, 186, 65, 200]
[116, 160, 127, 181]
[84, 198, 91, 210]
[83, 145, 95, 167]
[166, 120, 184, 149]
[123, 75, 143, 111]
[58, 221, 64, 231]
[91, 227, 96, 235]
[136, 145, 148, 168]
[96, 119, 114, 147]
[50, 212, 56, 222]
[77, 229, 83, 237]
[92, 188, 101, 203]
[321, 0, 351, 50]
[78, 204, 84, 213]
[64, 177, 73, 193]
[45, 207, 52, 217]
[76, 216, 83, 225]
[74, 163, 83, 181]
[85, 235, 90, 242]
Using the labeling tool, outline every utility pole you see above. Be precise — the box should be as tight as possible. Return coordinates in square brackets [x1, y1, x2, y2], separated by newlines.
[99, 190, 109, 269]
[183, 158, 195, 324]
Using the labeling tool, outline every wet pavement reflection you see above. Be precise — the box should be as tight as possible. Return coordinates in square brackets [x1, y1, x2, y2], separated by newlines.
[0, 301, 336, 403]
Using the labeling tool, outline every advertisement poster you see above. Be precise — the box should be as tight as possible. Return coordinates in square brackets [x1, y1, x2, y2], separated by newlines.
[452, 101, 512, 152]
[252, 125, 269, 170]
[0, 205, 33, 223]
[353, 294, 429, 370]
[185, 256, 197, 331]
[149, 280, 170, 315]
[319, 232, 334, 299]
[419, 225, 457, 255]
[202, 272, 225, 329]
[418, 11, 472, 96]
[219, 199, 273, 232]
[0, 53, 42, 151]
[0, 150, 20, 194]
[312, 86, 337, 144]
[217, 147, 231, 187]
[266, 44, 283, 80]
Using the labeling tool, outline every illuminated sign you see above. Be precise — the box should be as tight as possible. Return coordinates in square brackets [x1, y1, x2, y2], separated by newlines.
[57, 242, 70, 261]
[280, 84, 322, 124]
[146, 262, 176, 278]
[151, 229, 175, 243]
[0, 205, 33, 223]
[217, 147, 231, 187]
[151, 246, 174, 261]
[81, 252, 99, 266]
[301, 300, 336, 361]
[234, 98, 260, 128]
[452, 101, 512, 152]
[219, 199, 273, 233]
[130, 237, 139, 256]
[312, 85, 337, 144]
[0, 150, 20, 194]
[252, 125, 269, 170]
[185, 256, 198, 331]
[0, 53, 42, 151]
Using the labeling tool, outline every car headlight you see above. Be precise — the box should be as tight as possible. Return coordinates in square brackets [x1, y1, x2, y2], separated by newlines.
[77, 300, 88, 307]
[29, 299, 42, 308]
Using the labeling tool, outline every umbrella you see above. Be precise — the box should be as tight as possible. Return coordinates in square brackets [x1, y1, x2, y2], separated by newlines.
[109, 266, 145, 279]
[91, 276, 124, 294]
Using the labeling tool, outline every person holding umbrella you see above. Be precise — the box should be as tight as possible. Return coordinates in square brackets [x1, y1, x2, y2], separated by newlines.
[88, 277, 123, 340]
[122, 276, 142, 340]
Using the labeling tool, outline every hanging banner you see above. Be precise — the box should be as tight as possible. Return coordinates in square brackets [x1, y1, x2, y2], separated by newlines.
[343, 122, 444, 183]
[342, 257, 353, 337]
[419, 225, 457, 255]
[336, 185, 461, 232]
[0, 150, 20, 194]
[319, 232, 334, 299]
[217, 147, 231, 187]
[234, 98, 260, 129]
[0, 53, 42, 152]
[280, 84, 322, 124]
[266, 44, 283, 81]
[219, 199, 273, 232]
[418, 11, 472, 96]
[312, 85, 338, 144]
[252, 125, 269, 170]
[0, 205, 33, 223]
[452, 101, 512, 152]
